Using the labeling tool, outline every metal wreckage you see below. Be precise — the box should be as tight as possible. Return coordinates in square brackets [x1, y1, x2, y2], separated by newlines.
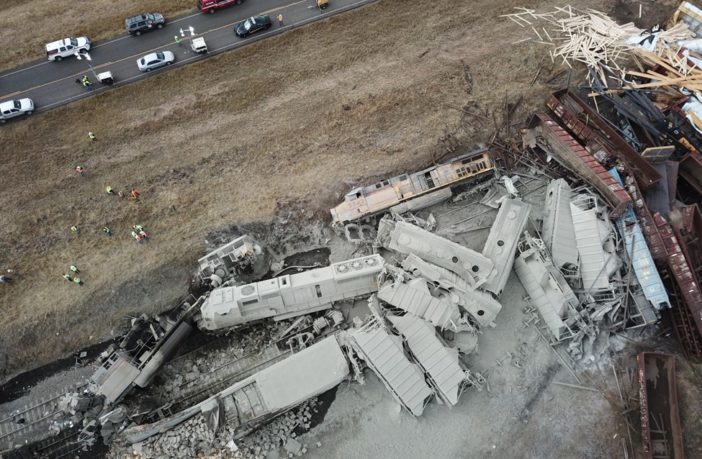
[4, 7, 702, 459]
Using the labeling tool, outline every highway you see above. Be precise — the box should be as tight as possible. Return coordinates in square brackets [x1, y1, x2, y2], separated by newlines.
[0, 0, 373, 113]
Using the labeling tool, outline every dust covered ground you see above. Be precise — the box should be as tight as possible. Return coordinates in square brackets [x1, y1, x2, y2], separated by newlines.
[0, 0, 678, 384]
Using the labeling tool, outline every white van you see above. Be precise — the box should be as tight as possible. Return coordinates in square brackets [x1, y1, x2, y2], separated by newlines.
[45, 37, 91, 61]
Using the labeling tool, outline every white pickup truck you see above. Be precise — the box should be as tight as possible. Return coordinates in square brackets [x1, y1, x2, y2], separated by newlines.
[0, 98, 34, 123]
[45, 37, 91, 61]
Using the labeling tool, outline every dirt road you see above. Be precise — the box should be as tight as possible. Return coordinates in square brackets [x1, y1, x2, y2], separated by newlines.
[0, 0, 675, 380]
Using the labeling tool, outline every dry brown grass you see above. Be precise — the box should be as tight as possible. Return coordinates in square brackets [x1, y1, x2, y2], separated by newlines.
[0, 0, 631, 379]
[0, 0, 193, 71]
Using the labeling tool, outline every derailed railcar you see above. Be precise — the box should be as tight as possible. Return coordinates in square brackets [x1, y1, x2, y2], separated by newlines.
[637, 352, 684, 459]
[197, 254, 384, 331]
[330, 148, 495, 224]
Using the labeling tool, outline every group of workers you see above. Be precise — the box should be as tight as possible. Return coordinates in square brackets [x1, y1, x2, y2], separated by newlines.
[62, 264, 83, 286]
[71, 225, 112, 236]
[105, 186, 140, 200]
[64, 221, 147, 284]
[66, 151, 151, 284]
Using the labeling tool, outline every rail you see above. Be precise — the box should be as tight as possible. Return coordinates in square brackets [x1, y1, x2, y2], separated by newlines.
[0, 382, 87, 452]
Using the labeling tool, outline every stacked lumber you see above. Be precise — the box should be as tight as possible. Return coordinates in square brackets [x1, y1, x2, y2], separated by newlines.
[502, 7, 696, 90]
[626, 50, 702, 93]
[502, 7, 640, 82]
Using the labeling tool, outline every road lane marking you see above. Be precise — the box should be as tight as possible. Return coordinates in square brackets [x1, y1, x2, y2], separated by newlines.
[0, 2, 305, 82]
[0, 1, 310, 97]
[0, 61, 51, 78]
[1, 2, 312, 99]
[91, 11, 205, 49]
[262, 0, 309, 14]
[27, 0, 375, 110]
[0, 10, 217, 80]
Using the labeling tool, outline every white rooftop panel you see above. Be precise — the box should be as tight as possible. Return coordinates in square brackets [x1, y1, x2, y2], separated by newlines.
[256, 336, 349, 412]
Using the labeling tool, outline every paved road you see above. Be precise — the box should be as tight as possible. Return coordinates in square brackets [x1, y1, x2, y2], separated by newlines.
[0, 0, 373, 114]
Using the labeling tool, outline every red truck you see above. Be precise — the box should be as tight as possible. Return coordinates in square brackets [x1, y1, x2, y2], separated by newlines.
[198, 0, 244, 14]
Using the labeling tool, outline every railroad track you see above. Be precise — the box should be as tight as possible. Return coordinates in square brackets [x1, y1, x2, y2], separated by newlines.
[163, 327, 344, 417]
[0, 382, 87, 453]
[140, 345, 290, 425]
[31, 426, 82, 459]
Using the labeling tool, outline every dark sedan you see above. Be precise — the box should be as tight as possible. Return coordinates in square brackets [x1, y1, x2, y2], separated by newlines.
[234, 16, 272, 37]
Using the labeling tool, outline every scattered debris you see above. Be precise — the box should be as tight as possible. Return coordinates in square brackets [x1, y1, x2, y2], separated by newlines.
[6, 6, 702, 457]
[197, 235, 271, 287]
[123, 335, 349, 445]
[90, 298, 201, 407]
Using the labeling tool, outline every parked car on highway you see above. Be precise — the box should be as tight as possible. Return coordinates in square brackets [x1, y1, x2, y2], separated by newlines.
[191, 37, 208, 54]
[137, 51, 175, 72]
[198, 0, 244, 14]
[0, 98, 34, 123]
[45, 37, 91, 61]
[235, 16, 272, 37]
[125, 13, 166, 36]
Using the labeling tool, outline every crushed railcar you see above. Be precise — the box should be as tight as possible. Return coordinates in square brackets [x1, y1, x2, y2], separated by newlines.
[637, 352, 684, 459]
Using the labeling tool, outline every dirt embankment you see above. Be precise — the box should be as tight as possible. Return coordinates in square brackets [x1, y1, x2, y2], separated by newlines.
[1, 0, 661, 381]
